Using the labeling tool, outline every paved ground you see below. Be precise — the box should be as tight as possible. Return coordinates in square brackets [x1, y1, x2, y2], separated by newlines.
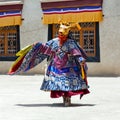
[0, 75, 120, 120]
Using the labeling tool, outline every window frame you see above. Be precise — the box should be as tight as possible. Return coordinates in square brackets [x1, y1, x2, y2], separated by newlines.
[48, 22, 100, 62]
[0, 25, 20, 61]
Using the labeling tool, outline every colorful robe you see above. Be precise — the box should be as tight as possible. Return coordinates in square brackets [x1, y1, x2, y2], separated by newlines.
[8, 38, 89, 98]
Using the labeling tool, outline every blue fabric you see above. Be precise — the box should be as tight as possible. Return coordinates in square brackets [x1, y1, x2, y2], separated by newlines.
[79, 57, 85, 62]
[47, 66, 79, 74]
[41, 74, 88, 91]
[12, 38, 89, 91]
[13, 42, 48, 74]
[40, 38, 88, 91]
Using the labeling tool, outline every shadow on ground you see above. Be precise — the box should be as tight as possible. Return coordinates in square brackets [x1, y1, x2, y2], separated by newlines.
[16, 103, 96, 107]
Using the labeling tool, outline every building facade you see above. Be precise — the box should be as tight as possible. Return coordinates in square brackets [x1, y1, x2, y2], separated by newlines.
[0, 0, 120, 76]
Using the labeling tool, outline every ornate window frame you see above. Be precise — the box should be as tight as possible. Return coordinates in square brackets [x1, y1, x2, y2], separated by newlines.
[0, 25, 20, 61]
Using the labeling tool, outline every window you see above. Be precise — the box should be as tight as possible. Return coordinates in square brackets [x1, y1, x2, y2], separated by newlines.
[48, 22, 100, 62]
[0, 26, 20, 61]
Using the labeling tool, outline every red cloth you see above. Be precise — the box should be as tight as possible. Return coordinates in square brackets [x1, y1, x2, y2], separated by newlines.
[8, 56, 25, 75]
[50, 89, 90, 99]
[58, 35, 68, 46]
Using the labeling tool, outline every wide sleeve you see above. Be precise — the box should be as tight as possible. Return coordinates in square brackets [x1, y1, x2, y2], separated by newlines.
[68, 40, 88, 77]
[8, 42, 50, 75]
[69, 40, 87, 61]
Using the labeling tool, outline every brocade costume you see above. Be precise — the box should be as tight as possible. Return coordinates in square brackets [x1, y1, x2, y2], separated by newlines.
[40, 38, 89, 98]
[8, 22, 90, 106]
[9, 37, 89, 99]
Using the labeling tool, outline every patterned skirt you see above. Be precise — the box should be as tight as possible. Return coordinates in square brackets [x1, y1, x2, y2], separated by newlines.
[40, 65, 90, 99]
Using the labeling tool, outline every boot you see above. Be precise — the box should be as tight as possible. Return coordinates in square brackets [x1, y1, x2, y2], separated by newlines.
[63, 97, 71, 107]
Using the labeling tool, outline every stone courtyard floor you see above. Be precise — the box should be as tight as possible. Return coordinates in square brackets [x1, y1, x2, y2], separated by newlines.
[0, 75, 120, 120]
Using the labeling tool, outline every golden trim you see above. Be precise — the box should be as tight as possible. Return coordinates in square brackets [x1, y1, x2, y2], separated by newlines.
[42, 12, 103, 24]
[0, 16, 22, 27]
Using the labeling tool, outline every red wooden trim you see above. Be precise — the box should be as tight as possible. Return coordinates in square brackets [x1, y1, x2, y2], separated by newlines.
[0, 4, 23, 12]
[41, 0, 103, 9]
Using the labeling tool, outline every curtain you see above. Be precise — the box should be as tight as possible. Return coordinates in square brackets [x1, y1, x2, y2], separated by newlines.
[41, 0, 103, 24]
[0, 1, 23, 27]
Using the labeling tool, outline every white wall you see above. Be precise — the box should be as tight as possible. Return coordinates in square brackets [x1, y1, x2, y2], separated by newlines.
[0, 0, 47, 74]
[0, 0, 120, 76]
[88, 0, 120, 76]
[20, 0, 48, 74]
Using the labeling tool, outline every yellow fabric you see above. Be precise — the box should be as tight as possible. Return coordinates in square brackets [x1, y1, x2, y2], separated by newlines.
[0, 16, 22, 27]
[81, 65, 85, 80]
[9, 45, 32, 72]
[16, 45, 32, 56]
[42, 11, 103, 24]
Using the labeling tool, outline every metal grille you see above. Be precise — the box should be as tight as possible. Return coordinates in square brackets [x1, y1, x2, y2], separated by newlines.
[0, 26, 18, 57]
[52, 24, 59, 38]
[82, 30, 95, 56]
[0, 33, 5, 55]
[80, 23, 96, 56]
[52, 22, 96, 57]
[7, 32, 17, 55]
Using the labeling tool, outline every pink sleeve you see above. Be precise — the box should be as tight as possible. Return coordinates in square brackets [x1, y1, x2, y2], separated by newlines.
[70, 49, 82, 56]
